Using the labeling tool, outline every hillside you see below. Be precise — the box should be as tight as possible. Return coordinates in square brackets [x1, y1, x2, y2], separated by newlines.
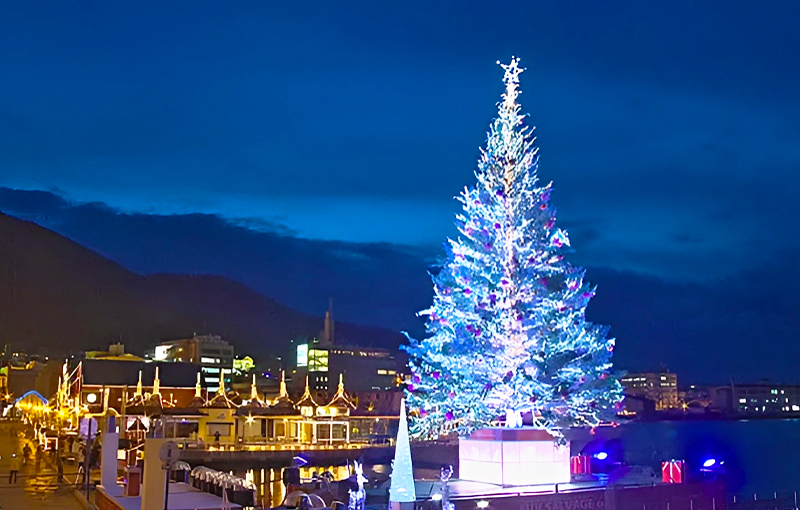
[0, 212, 403, 359]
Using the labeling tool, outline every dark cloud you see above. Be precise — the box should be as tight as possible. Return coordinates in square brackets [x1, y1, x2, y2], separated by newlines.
[1, 2, 798, 283]
[3, 188, 800, 383]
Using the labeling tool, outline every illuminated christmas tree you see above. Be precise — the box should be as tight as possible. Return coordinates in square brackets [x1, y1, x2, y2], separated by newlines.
[403, 58, 622, 442]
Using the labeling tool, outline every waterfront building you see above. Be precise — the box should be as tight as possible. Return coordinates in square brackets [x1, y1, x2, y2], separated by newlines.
[154, 334, 234, 390]
[291, 340, 399, 394]
[6, 358, 62, 400]
[85, 343, 143, 361]
[720, 382, 800, 414]
[294, 344, 398, 393]
[74, 358, 201, 412]
[289, 303, 401, 395]
[620, 372, 680, 410]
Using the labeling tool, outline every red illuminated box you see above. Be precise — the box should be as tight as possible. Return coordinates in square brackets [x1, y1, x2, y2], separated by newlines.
[662, 460, 684, 483]
[570, 455, 591, 474]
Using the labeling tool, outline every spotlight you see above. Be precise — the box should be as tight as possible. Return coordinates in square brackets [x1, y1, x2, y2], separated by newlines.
[431, 494, 442, 501]
[595, 452, 608, 460]
[476, 501, 489, 509]
[702, 458, 716, 468]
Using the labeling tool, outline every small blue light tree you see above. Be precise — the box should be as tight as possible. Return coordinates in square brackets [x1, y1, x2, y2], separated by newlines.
[389, 399, 416, 505]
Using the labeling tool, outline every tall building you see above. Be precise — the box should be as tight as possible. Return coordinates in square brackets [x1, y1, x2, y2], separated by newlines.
[154, 334, 234, 389]
[290, 303, 398, 394]
[292, 343, 399, 394]
[621, 372, 680, 410]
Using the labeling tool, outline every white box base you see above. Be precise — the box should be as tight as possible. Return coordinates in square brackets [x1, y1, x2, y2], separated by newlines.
[459, 428, 570, 486]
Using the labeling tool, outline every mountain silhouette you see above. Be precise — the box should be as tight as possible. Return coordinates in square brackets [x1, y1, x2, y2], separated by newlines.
[0, 211, 403, 360]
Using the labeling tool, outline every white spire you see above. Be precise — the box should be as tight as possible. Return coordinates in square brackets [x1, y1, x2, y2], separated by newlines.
[389, 399, 416, 503]
[217, 369, 226, 396]
[279, 370, 288, 399]
[152, 366, 161, 396]
[135, 370, 143, 397]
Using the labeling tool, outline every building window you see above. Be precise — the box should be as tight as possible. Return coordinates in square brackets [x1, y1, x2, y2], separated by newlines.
[297, 344, 309, 367]
[332, 424, 347, 440]
[309, 349, 329, 372]
[207, 422, 232, 437]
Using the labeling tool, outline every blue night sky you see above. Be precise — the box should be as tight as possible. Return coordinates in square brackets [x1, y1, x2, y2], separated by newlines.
[1, 1, 799, 382]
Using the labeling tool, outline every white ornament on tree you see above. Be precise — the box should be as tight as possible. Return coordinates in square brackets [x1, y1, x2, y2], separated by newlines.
[504, 409, 523, 428]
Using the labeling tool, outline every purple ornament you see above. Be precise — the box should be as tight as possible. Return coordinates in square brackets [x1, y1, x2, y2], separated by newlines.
[407, 384, 415, 392]
[484, 383, 492, 391]
[582, 291, 594, 299]
[432, 371, 441, 380]
[501, 279, 509, 286]
[485, 243, 492, 250]
[413, 374, 421, 384]
[464, 288, 472, 295]
[494, 222, 501, 229]
[496, 189, 504, 197]
[445, 411, 454, 421]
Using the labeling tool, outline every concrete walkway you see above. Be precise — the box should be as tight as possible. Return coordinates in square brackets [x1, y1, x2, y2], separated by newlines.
[0, 420, 84, 510]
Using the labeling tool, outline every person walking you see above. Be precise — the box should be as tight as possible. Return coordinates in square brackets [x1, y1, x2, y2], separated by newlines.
[9, 453, 21, 484]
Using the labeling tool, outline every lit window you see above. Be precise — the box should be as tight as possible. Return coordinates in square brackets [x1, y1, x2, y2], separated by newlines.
[309, 349, 329, 372]
[297, 344, 308, 367]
